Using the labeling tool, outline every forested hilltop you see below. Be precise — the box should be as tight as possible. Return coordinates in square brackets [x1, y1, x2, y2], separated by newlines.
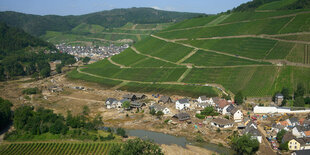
[0, 23, 75, 81]
[0, 8, 204, 36]
[232, 0, 310, 12]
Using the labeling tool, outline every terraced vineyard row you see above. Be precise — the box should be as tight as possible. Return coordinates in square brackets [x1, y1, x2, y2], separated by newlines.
[0, 142, 119, 155]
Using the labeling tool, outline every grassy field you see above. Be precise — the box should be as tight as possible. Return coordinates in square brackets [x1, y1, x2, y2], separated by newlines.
[183, 50, 268, 66]
[180, 38, 277, 59]
[286, 44, 307, 63]
[0, 142, 120, 155]
[134, 37, 193, 62]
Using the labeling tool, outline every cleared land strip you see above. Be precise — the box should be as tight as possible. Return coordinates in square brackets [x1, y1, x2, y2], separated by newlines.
[61, 96, 105, 103]
[111, 81, 128, 90]
[108, 57, 130, 68]
[177, 48, 198, 64]
[151, 34, 265, 63]
[177, 68, 192, 82]
[159, 11, 310, 33]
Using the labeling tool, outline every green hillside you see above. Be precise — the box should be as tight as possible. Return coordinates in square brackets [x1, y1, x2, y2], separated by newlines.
[0, 23, 75, 80]
[69, 0, 310, 97]
[0, 8, 203, 36]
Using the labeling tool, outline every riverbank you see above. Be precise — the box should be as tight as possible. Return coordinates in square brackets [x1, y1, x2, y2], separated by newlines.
[162, 144, 218, 155]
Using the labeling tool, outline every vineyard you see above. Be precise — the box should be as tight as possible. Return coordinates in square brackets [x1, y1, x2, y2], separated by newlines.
[69, 5, 310, 97]
[0, 142, 120, 155]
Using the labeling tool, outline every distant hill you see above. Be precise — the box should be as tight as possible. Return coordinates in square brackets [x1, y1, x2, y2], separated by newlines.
[232, 0, 310, 12]
[69, 0, 310, 97]
[0, 23, 74, 80]
[0, 8, 203, 36]
[0, 23, 54, 53]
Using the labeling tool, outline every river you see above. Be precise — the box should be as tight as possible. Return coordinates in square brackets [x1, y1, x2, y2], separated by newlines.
[125, 129, 234, 155]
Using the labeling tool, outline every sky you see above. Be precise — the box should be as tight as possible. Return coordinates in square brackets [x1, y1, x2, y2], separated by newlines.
[0, 0, 251, 16]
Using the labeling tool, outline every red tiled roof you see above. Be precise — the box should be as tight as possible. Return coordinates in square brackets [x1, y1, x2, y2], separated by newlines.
[299, 118, 305, 125]
[304, 131, 310, 136]
[218, 99, 230, 108]
[280, 121, 289, 126]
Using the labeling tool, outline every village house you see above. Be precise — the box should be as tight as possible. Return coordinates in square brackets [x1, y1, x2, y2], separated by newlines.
[175, 98, 190, 110]
[196, 102, 210, 109]
[130, 102, 146, 110]
[288, 137, 310, 151]
[222, 104, 234, 115]
[105, 98, 118, 109]
[173, 112, 190, 121]
[243, 123, 262, 143]
[293, 126, 306, 138]
[135, 94, 146, 100]
[149, 104, 171, 115]
[197, 96, 208, 103]
[211, 118, 233, 128]
[158, 96, 173, 104]
[216, 99, 230, 114]
[275, 93, 284, 105]
[231, 108, 243, 122]
[123, 94, 137, 101]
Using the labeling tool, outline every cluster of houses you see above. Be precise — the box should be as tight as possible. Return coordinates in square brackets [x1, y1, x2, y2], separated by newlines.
[105, 94, 244, 126]
[105, 94, 147, 110]
[266, 117, 310, 151]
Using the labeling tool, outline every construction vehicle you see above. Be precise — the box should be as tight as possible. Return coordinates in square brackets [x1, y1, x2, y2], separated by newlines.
[264, 126, 272, 130]
[275, 113, 287, 123]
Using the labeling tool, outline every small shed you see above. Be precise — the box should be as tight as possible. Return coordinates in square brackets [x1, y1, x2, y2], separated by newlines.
[173, 112, 191, 121]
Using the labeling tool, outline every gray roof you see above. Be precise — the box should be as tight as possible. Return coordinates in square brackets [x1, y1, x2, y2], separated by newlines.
[199, 96, 207, 100]
[231, 108, 240, 115]
[159, 96, 172, 103]
[173, 112, 190, 121]
[275, 93, 284, 97]
[177, 98, 189, 104]
[149, 104, 166, 111]
[212, 118, 233, 126]
[243, 125, 261, 136]
[120, 99, 130, 103]
[293, 149, 310, 155]
[130, 102, 145, 108]
[106, 98, 117, 104]
[135, 94, 145, 98]
[226, 104, 235, 113]
[295, 125, 310, 132]
[282, 132, 295, 143]
[289, 117, 299, 124]
[123, 94, 135, 99]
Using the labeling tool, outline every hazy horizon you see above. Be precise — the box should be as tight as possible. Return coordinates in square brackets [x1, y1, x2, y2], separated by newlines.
[0, 0, 251, 16]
